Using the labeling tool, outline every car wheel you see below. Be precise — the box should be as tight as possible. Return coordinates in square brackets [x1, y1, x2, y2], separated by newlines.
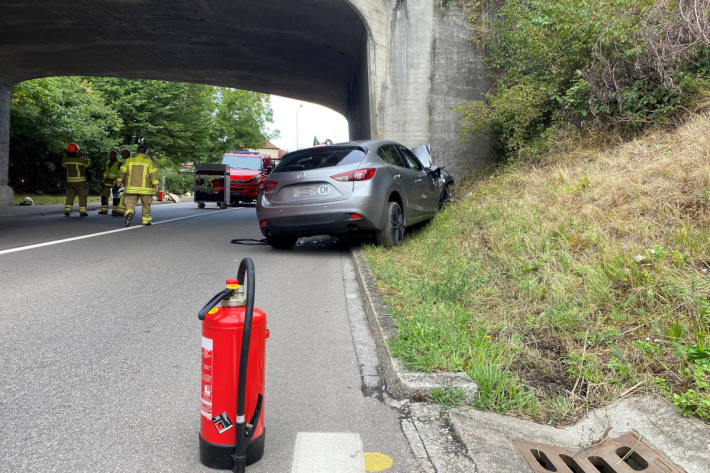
[197, 201, 205, 209]
[375, 201, 405, 247]
[438, 184, 452, 210]
[266, 235, 298, 249]
[219, 201, 228, 209]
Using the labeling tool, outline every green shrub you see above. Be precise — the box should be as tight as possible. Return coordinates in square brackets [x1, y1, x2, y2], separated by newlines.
[456, 84, 550, 156]
[674, 340, 710, 419]
[459, 0, 710, 158]
[161, 170, 193, 194]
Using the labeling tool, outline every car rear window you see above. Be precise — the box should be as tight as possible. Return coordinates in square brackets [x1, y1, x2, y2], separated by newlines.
[274, 147, 365, 173]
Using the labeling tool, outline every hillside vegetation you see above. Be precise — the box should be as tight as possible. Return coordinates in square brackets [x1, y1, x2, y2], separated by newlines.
[363, 110, 710, 423]
[457, 0, 710, 159]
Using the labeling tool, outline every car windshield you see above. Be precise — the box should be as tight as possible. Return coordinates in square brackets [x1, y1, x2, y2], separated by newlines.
[274, 147, 365, 173]
[221, 155, 262, 171]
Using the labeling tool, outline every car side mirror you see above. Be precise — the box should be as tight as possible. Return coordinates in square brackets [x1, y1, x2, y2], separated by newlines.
[428, 166, 441, 179]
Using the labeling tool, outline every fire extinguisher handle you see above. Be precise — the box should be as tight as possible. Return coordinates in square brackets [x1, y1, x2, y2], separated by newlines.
[233, 257, 256, 473]
[245, 393, 263, 438]
[197, 288, 234, 320]
[236, 258, 255, 301]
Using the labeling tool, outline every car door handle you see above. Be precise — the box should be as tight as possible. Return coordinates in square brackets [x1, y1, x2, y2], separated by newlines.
[414, 178, 423, 183]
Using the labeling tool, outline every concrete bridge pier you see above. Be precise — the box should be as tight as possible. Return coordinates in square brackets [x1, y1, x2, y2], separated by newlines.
[0, 83, 12, 207]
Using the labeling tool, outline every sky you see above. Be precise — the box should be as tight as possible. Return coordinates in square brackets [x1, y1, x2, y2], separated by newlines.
[267, 95, 349, 153]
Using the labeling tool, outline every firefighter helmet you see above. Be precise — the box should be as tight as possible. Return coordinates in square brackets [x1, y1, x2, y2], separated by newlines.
[66, 143, 80, 153]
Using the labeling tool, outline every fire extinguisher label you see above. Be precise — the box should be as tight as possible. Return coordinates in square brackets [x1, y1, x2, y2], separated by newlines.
[212, 412, 234, 434]
[200, 336, 213, 419]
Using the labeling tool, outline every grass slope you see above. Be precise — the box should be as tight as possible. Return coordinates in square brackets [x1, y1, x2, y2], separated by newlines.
[363, 112, 710, 424]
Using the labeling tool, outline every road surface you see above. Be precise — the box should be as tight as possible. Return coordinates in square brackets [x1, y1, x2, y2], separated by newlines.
[0, 202, 417, 472]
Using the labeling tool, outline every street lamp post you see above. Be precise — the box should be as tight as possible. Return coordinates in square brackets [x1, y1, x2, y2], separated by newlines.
[295, 103, 304, 150]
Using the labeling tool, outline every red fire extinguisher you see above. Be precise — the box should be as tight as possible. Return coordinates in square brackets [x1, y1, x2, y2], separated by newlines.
[198, 257, 268, 472]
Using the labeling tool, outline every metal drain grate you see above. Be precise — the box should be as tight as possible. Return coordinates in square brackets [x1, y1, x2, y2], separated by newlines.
[511, 431, 686, 473]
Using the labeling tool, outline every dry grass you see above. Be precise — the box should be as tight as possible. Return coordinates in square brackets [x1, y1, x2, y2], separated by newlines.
[364, 111, 710, 423]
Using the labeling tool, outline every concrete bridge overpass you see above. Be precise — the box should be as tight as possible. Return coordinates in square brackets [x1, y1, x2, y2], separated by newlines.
[0, 0, 489, 206]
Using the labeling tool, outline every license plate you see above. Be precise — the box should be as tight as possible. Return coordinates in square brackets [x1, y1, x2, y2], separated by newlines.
[294, 185, 330, 197]
[294, 186, 315, 197]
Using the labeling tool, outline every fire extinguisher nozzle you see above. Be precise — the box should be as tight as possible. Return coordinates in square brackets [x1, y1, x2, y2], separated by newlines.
[232, 454, 247, 473]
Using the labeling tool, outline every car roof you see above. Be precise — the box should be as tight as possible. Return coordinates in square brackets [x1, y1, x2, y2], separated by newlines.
[280, 140, 406, 159]
[327, 139, 403, 151]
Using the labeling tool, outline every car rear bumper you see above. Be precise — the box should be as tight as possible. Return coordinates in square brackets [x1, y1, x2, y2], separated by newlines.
[257, 191, 387, 237]
[259, 212, 378, 237]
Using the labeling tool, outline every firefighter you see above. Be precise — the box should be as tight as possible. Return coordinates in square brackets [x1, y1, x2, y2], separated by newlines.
[99, 150, 120, 214]
[112, 149, 130, 216]
[116, 145, 159, 226]
[62, 143, 91, 217]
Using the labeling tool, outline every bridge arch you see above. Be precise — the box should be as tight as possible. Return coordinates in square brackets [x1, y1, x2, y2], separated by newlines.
[0, 1, 490, 206]
[0, 0, 372, 129]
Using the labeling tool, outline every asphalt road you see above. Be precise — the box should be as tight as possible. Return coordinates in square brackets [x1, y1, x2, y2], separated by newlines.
[0, 202, 417, 472]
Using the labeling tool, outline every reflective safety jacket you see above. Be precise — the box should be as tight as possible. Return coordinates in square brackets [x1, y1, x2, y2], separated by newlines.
[117, 153, 159, 195]
[103, 159, 121, 186]
[62, 154, 91, 183]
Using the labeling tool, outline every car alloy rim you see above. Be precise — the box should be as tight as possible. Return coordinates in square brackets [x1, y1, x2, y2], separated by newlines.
[392, 205, 404, 244]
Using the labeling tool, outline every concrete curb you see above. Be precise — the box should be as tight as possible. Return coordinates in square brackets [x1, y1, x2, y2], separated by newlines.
[341, 253, 383, 396]
[350, 248, 477, 401]
[405, 403, 478, 473]
[448, 395, 710, 473]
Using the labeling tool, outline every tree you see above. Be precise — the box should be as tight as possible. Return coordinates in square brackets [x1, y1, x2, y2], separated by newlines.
[210, 88, 274, 156]
[89, 78, 216, 163]
[10, 77, 121, 193]
[90, 79, 276, 164]
[10, 77, 277, 193]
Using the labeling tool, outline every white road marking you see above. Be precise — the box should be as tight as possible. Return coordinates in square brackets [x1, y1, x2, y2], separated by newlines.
[0, 208, 238, 256]
[291, 432, 365, 473]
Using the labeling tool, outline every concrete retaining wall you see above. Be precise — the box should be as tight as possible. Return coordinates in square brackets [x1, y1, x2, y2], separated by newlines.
[374, 0, 490, 176]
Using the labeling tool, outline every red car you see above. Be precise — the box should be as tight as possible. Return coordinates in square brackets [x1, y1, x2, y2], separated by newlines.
[215, 151, 275, 205]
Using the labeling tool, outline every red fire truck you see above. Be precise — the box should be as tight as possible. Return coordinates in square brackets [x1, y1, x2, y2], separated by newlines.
[195, 151, 275, 208]
[221, 151, 274, 205]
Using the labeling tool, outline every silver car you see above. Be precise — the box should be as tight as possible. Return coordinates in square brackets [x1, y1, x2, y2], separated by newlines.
[256, 140, 454, 249]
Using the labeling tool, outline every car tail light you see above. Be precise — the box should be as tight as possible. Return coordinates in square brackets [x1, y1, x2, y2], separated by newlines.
[349, 213, 363, 220]
[260, 220, 267, 227]
[259, 180, 278, 191]
[330, 168, 376, 182]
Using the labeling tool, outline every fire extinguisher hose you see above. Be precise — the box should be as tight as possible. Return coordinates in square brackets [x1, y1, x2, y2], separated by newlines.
[232, 257, 255, 473]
